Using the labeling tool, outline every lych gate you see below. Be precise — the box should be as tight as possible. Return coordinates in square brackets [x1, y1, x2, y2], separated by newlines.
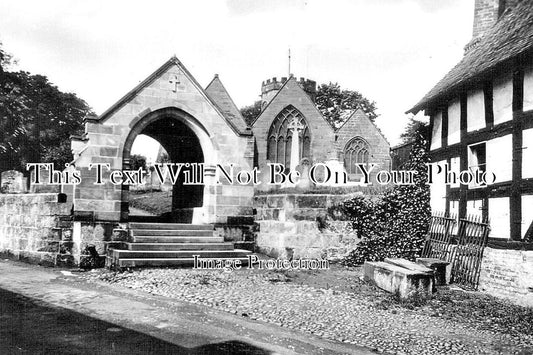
[68, 57, 254, 225]
[121, 108, 206, 223]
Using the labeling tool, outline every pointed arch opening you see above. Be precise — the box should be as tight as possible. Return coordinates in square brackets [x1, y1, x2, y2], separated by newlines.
[266, 105, 311, 167]
[344, 137, 370, 176]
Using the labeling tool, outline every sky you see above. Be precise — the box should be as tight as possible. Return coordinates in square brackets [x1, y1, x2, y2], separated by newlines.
[1, 0, 474, 149]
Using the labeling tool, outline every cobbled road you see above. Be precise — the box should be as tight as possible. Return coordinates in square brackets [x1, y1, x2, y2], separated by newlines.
[84, 268, 533, 355]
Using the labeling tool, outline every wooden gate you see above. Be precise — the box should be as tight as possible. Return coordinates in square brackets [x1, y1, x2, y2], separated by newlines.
[421, 212, 457, 261]
[451, 216, 490, 290]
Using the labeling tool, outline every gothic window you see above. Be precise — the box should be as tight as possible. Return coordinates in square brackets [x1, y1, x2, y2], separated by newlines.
[344, 137, 370, 175]
[266, 105, 311, 165]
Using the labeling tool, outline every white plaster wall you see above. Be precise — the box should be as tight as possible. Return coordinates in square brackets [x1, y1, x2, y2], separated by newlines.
[467, 89, 485, 132]
[430, 160, 446, 212]
[522, 195, 533, 239]
[524, 64, 533, 112]
[523, 128, 533, 179]
[467, 199, 483, 218]
[493, 74, 513, 125]
[489, 197, 510, 239]
[448, 99, 461, 145]
[486, 134, 512, 183]
[431, 111, 442, 150]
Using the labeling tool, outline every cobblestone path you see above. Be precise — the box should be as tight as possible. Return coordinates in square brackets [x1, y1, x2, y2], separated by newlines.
[84, 268, 533, 355]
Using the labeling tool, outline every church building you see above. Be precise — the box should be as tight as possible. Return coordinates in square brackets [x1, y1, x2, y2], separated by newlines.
[251, 75, 390, 188]
[67, 57, 391, 224]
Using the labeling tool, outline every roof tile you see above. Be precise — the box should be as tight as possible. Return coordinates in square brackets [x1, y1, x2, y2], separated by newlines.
[408, 1, 533, 113]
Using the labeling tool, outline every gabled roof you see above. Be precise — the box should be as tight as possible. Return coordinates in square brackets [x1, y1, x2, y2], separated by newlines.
[336, 108, 390, 146]
[205, 75, 248, 131]
[95, 56, 250, 136]
[408, 0, 533, 114]
[251, 75, 333, 129]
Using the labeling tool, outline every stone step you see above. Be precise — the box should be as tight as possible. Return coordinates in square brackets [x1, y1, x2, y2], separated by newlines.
[129, 223, 212, 231]
[130, 229, 213, 237]
[132, 236, 224, 243]
[126, 242, 234, 251]
[110, 249, 252, 259]
[109, 257, 251, 268]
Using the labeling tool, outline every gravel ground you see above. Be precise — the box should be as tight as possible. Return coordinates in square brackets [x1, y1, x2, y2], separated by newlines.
[82, 266, 533, 355]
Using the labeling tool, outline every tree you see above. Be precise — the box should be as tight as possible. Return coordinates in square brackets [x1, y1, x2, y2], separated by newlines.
[157, 150, 171, 164]
[315, 82, 378, 128]
[130, 154, 147, 171]
[240, 100, 262, 126]
[240, 82, 377, 128]
[400, 116, 429, 144]
[0, 41, 14, 75]
[0, 43, 93, 173]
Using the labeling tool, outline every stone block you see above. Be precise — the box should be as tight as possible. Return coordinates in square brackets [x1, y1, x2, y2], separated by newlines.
[80, 188, 105, 200]
[416, 257, 451, 285]
[226, 216, 255, 225]
[38, 241, 59, 253]
[217, 196, 240, 206]
[363, 261, 434, 299]
[295, 195, 327, 208]
[288, 208, 324, 221]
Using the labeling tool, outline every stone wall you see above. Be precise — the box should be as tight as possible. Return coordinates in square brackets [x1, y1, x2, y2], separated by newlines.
[0, 193, 125, 266]
[254, 192, 365, 222]
[214, 216, 257, 251]
[335, 109, 391, 180]
[70, 58, 254, 223]
[253, 193, 361, 261]
[479, 247, 533, 307]
[0, 193, 73, 266]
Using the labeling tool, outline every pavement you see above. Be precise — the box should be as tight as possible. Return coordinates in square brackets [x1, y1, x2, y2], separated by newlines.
[0, 260, 374, 355]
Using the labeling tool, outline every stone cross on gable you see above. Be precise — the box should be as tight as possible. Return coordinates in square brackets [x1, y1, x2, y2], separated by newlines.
[169, 73, 181, 93]
[288, 117, 305, 172]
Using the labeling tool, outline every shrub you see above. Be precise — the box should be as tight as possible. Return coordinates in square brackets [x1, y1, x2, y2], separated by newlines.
[342, 133, 431, 265]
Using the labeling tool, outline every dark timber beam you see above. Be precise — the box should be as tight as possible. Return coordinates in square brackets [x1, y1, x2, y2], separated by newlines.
[511, 67, 524, 240]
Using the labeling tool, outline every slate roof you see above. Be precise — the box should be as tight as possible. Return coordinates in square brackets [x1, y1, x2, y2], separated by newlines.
[204, 75, 249, 132]
[408, 0, 533, 114]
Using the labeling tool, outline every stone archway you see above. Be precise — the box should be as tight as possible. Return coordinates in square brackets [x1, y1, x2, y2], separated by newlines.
[121, 107, 212, 223]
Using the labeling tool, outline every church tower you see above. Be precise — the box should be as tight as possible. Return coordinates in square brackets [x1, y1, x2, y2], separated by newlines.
[260, 76, 317, 109]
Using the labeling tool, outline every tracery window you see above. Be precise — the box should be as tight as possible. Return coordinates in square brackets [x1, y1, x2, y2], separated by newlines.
[267, 105, 310, 166]
[344, 137, 370, 174]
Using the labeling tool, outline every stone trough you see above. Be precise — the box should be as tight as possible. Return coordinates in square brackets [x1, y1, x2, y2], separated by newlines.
[363, 258, 435, 298]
